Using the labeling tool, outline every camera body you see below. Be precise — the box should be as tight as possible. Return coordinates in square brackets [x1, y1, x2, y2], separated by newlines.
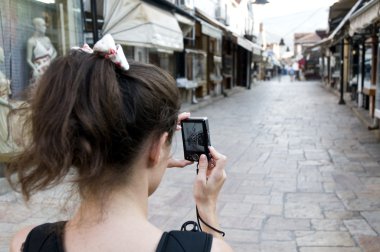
[181, 117, 211, 162]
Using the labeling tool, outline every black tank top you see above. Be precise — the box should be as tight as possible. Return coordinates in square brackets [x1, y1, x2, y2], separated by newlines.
[22, 222, 213, 252]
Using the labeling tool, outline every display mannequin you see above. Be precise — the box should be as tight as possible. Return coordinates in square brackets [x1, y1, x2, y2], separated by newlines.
[1, 47, 27, 159]
[0, 46, 11, 102]
[26, 17, 57, 82]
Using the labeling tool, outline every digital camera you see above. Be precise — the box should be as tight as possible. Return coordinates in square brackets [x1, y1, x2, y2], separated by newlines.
[181, 117, 211, 162]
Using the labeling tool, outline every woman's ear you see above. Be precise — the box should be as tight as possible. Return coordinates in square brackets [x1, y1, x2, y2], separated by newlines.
[148, 132, 169, 167]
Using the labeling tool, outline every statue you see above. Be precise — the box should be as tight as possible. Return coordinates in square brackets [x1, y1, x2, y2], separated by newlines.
[0, 47, 28, 161]
[26, 17, 57, 84]
[0, 46, 11, 102]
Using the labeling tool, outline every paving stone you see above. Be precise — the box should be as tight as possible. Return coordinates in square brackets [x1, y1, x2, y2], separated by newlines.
[299, 247, 361, 252]
[286, 192, 340, 204]
[249, 204, 283, 218]
[221, 216, 263, 230]
[343, 194, 380, 211]
[229, 242, 260, 252]
[270, 192, 284, 204]
[243, 195, 271, 204]
[357, 236, 380, 252]
[264, 217, 310, 231]
[296, 231, 355, 246]
[324, 210, 358, 219]
[343, 219, 377, 236]
[223, 228, 259, 243]
[261, 230, 293, 241]
[361, 211, 380, 234]
[260, 241, 297, 252]
[311, 219, 347, 231]
[220, 202, 253, 216]
[285, 202, 323, 219]
[323, 182, 336, 192]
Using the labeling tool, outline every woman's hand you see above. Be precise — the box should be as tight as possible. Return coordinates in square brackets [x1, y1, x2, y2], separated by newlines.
[167, 112, 193, 168]
[193, 146, 227, 238]
[175, 112, 190, 131]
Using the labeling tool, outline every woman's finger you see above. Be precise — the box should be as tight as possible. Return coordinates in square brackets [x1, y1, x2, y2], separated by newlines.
[197, 154, 208, 183]
[167, 158, 193, 168]
[176, 112, 191, 131]
[208, 146, 224, 160]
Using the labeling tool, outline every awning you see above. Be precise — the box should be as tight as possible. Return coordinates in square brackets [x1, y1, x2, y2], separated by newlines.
[175, 13, 195, 36]
[327, 0, 363, 41]
[102, 0, 184, 52]
[237, 36, 263, 55]
[199, 20, 223, 40]
[195, 7, 229, 32]
[310, 0, 362, 48]
[349, 0, 380, 36]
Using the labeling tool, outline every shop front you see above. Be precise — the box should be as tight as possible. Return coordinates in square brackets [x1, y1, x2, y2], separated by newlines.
[349, 0, 380, 122]
[0, 0, 84, 161]
[0, 0, 84, 97]
[195, 19, 223, 99]
[102, 0, 184, 77]
[236, 36, 260, 89]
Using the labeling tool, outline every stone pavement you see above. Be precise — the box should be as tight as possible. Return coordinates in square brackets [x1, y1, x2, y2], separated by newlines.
[1, 77, 380, 251]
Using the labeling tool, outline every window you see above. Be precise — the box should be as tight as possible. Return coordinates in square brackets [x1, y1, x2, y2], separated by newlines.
[0, 0, 83, 97]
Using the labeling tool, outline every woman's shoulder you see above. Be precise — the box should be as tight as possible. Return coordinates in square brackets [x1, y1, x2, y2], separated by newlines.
[10, 225, 36, 252]
[10, 221, 66, 252]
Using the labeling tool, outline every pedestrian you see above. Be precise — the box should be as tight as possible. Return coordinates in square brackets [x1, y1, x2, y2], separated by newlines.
[277, 66, 282, 82]
[6, 34, 232, 252]
[289, 67, 295, 82]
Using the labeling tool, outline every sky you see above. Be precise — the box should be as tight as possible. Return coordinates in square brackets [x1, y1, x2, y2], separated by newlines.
[253, 0, 339, 50]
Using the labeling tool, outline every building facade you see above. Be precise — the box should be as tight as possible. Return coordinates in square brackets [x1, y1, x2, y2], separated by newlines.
[0, 0, 262, 101]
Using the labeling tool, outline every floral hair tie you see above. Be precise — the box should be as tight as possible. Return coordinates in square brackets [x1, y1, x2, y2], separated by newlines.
[72, 34, 129, 71]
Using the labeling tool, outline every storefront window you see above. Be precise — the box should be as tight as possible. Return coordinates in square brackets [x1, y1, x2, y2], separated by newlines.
[364, 47, 372, 89]
[0, 0, 83, 98]
[185, 50, 207, 83]
[149, 50, 175, 77]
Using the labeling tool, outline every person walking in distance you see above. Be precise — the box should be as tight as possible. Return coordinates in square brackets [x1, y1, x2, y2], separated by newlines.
[7, 34, 232, 252]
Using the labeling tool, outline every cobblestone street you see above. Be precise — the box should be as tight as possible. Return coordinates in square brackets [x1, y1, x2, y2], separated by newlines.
[1, 78, 380, 251]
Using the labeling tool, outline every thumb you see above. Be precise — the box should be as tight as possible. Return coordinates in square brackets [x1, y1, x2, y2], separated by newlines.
[197, 154, 208, 182]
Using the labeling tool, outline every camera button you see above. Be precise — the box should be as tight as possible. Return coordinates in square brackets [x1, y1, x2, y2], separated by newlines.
[192, 154, 199, 161]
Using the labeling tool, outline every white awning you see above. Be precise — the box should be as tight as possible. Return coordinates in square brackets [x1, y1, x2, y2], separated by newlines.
[102, 0, 183, 52]
[175, 13, 195, 36]
[328, 0, 363, 41]
[199, 20, 222, 40]
[349, 0, 380, 36]
[237, 36, 263, 55]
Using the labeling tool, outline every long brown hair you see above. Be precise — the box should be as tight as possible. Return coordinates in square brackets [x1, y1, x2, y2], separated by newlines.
[6, 50, 180, 202]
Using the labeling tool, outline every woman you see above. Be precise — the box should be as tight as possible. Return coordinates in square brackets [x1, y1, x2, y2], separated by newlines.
[7, 35, 232, 251]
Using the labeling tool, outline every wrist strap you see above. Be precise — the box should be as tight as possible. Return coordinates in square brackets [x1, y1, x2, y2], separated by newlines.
[196, 206, 225, 237]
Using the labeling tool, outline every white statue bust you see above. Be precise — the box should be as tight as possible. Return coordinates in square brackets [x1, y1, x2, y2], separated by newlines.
[0, 46, 11, 101]
[26, 17, 57, 81]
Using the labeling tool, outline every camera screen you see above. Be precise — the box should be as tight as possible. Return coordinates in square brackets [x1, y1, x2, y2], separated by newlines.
[182, 122, 206, 152]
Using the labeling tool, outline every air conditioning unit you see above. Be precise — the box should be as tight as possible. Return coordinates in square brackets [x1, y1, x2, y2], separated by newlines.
[177, 0, 194, 10]
[225, 15, 230, 26]
[215, 6, 226, 21]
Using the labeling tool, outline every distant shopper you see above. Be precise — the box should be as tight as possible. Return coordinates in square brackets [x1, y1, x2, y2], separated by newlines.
[289, 67, 295, 81]
[7, 34, 232, 252]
